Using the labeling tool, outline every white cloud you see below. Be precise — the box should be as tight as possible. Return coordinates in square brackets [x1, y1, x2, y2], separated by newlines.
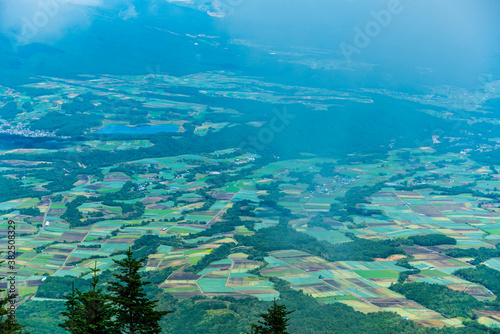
[0, 0, 132, 48]
[119, 5, 138, 20]
[63, 0, 103, 5]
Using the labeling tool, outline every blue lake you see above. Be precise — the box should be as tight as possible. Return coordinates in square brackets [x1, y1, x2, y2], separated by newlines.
[96, 124, 179, 135]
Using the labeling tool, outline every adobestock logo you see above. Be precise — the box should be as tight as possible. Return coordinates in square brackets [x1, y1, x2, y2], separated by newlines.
[340, 0, 412, 62]
[239, 107, 296, 154]
[10, 0, 71, 50]
[221, 0, 244, 7]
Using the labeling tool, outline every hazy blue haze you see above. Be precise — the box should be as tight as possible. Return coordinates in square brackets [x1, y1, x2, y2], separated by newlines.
[1, 0, 498, 90]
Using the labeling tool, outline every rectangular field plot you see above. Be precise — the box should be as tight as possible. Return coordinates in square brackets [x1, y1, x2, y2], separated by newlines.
[168, 226, 204, 234]
[198, 278, 233, 293]
[354, 270, 399, 279]
[100, 243, 132, 254]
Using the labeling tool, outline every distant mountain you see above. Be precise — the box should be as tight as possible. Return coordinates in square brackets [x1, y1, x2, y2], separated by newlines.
[2, 0, 490, 95]
[0, 0, 242, 85]
[0, 0, 341, 91]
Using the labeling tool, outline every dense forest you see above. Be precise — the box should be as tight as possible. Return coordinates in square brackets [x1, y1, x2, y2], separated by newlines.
[454, 265, 500, 296]
[390, 282, 485, 319]
[235, 221, 404, 262]
[0, 176, 44, 203]
[407, 234, 457, 247]
[444, 246, 500, 266]
[30, 111, 104, 136]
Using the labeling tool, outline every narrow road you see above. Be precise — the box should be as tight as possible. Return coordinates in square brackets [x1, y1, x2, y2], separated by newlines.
[52, 226, 94, 276]
[15, 198, 52, 308]
[30, 198, 52, 240]
[206, 191, 239, 227]
[41, 198, 52, 231]
[224, 256, 256, 299]
[301, 195, 314, 218]
[393, 192, 429, 226]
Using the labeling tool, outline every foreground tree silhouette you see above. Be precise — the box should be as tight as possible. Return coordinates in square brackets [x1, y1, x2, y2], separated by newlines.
[0, 289, 25, 334]
[0, 252, 27, 334]
[59, 264, 117, 334]
[249, 299, 294, 334]
[108, 247, 172, 334]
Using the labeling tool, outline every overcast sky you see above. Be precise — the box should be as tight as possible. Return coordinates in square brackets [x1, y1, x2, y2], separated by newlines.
[225, 0, 500, 78]
[0, 0, 135, 45]
[1, 0, 498, 86]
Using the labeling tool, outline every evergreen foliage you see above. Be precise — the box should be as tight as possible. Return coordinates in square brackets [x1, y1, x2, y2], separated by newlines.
[407, 234, 457, 246]
[108, 248, 172, 334]
[0, 255, 26, 333]
[454, 265, 500, 296]
[249, 299, 294, 334]
[59, 265, 117, 334]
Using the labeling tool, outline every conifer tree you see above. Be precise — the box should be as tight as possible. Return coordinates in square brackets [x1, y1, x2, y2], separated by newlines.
[59, 264, 118, 334]
[250, 299, 294, 334]
[0, 291, 24, 334]
[0, 253, 26, 334]
[108, 247, 172, 334]
[58, 283, 81, 333]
